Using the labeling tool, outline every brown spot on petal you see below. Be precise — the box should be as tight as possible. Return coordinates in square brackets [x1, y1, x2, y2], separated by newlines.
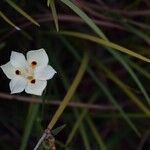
[15, 70, 21, 75]
[31, 79, 36, 84]
[31, 61, 37, 69]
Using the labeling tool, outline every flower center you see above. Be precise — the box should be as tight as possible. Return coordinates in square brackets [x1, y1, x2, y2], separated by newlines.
[18, 65, 36, 83]
[27, 76, 36, 84]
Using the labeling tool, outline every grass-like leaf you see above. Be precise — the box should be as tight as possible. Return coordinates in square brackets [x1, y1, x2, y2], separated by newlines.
[51, 124, 66, 136]
[0, 11, 20, 30]
[49, 0, 59, 32]
[124, 57, 150, 105]
[60, 37, 140, 137]
[95, 60, 150, 117]
[61, 0, 105, 38]
[47, 0, 53, 6]
[55, 53, 92, 149]
[86, 116, 106, 150]
[60, 31, 150, 63]
[123, 22, 150, 45]
[128, 60, 150, 80]
[20, 104, 39, 150]
[47, 52, 89, 129]
[66, 93, 98, 145]
[5, 0, 40, 26]
[80, 122, 91, 150]
[74, 110, 91, 150]
[60, 0, 150, 105]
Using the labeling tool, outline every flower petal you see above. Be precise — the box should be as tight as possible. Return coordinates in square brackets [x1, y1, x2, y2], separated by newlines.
[1, 62, 17, 79]
[27, 48, 48, 67]
[35, 65, 56, 80]
[25, 80, 47, 96]
[10, 51, 27, 68]
[9, 77, 27, 94]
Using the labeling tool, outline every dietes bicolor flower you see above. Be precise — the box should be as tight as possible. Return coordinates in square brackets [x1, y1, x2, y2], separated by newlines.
[1, 48, 56, 95]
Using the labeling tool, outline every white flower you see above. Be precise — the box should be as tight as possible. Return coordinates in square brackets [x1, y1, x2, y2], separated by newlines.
[0, 48, 56, 96]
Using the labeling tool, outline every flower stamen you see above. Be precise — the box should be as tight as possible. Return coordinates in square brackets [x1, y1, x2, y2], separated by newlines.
[27, 76, 36, 84]
[27, 76, 33, 80]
